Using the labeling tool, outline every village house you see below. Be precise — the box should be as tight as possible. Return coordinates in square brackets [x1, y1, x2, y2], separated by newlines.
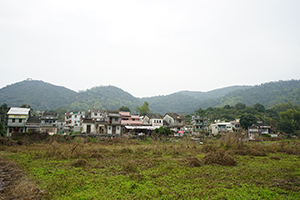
[209, 121, 233, 136]
[65, 111, 85, 126]
[5, 107, 31, 137]
[81, 110, 122, 134]
[107, 111, 122, 134]
[191, 115, 208, 132]
[25, 116, 41, 133]
[82, 109, 108, 134]
[163, 113, 185, 131]
[82, 118, 97, 134]
[119, 111, 142, 126]
[230, 119, 241, 132]
[141, 114, 165, 127]
[248, 123, 273, 140]
[40, 112, 58, 135]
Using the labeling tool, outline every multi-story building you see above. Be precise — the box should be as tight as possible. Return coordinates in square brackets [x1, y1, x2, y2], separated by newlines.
[163, 113, 185, 131]
[119, 111, 142, 126]
[248, 123, 272, 140]
[40, 112, 58, 135]
[5, 107, 31, 137]
[107, 111, 122, 134]
[65, 111, 85, 126]
[209, 122, 233, 136]
[191, 115, 207, 132]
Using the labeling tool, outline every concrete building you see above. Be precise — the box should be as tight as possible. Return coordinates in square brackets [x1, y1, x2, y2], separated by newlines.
[5, 107, 31, 137]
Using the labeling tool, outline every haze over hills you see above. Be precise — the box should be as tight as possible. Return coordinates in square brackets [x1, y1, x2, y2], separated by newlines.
[0, 79, 299, 114]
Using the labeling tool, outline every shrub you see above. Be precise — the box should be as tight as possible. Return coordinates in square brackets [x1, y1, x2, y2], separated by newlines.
[71, 158, 88, 167]
[203, 150, 237, 166]
[201, 144, 218, 153]
[187, 157, 203, 167]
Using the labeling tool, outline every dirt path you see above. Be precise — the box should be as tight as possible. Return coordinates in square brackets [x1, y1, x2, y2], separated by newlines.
[0, 157, 45, 200]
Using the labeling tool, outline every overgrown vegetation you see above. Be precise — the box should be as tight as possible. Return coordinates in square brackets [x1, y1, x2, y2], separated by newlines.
[0, 135, 299, 199]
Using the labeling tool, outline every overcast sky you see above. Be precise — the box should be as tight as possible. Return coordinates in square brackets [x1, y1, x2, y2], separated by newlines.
[1, 0, 299, 97]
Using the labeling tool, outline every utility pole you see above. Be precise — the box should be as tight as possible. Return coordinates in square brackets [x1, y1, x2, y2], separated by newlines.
[202, 110, 204, 138]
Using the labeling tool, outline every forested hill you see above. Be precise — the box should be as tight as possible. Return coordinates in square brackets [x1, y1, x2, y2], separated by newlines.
[179, 85, 252, 101]
[0, 79, 299, 113]
[0, 80, 78, 110]
[69, 86, 143, 112]
[143, 85, 252, 114]
[0, 80, 143, 112]
[198, 80, 300, 109]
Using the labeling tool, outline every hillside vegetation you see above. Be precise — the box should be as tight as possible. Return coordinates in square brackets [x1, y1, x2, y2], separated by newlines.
[0, 80, 78, 110]
[0, 79, 299, 114]
[199, 80, 300, 109]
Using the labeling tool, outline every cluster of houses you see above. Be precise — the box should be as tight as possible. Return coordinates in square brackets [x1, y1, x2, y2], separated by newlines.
[4, 107, 276, 140]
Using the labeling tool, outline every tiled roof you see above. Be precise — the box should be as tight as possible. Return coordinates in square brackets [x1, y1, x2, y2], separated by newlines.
[26, 116, 40, 123]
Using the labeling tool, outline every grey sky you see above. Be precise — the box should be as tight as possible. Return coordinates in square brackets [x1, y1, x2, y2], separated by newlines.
[1, 0, 299, 97]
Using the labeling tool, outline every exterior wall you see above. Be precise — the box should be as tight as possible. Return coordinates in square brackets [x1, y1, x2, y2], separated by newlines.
[150, 118, 163, 127]
[191, 116, 207, 131]
[107, 125, 121, 134]
[40, 127, 57, 135]
[163, 115, 175, 126]
[210, 124, 219, 135]
[65, 111, 85, 126]
[71, 112, 85, 126]
[7, 116, 27, 127]
[5, 108, 30, 137]
[82, 123, 97, 134]
[142, 116, 151, 125]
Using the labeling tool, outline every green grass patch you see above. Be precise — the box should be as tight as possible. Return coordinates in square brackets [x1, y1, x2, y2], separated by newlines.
[1, 139, 300, 199]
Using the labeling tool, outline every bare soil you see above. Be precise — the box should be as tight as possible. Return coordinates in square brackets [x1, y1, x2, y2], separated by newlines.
[0, 157, 45, 200]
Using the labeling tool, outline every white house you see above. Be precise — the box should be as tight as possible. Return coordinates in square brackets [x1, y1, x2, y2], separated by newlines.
[6, 107, 31, 137]
[209, 122, 233, 136]
[65, 111, 85, 126]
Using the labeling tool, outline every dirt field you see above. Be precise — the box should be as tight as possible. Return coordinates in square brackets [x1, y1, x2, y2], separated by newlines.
[0, 156, 45, 200]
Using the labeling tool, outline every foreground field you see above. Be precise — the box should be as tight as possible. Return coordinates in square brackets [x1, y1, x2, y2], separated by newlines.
[0, 136, 300, 199]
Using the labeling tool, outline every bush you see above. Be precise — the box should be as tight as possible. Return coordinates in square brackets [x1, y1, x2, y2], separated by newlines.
[203, 150, 237, 166]
[187, 157, 203, 167]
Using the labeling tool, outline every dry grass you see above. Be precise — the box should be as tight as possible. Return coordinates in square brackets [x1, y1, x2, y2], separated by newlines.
[71, 158, 88, 167]
[203, 150, 237, 166]
[186, 156, 203, 167]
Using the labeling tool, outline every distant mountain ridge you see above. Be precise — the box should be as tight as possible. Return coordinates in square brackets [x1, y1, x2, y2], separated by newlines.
[0, 79, 299, 114]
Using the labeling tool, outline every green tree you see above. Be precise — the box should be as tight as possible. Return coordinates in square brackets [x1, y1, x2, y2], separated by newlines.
[235, 103, 246, 110]
[119, 106, 131, 112]
[278, 120, 295, 134]
[0, 103, 8, 123]
[253, 103, 265, 113]
[154, 127, 172, 136]
[240, 114, 257, 130]
[223, 105, 232, 109]
[136, 102, 150, 116]
[0, 122, 5, 137]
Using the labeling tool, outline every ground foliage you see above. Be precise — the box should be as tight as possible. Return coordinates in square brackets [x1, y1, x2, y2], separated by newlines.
[0, 135, 299, 199]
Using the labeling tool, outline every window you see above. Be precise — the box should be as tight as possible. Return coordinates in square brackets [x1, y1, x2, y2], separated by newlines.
[114, 118, 118, 121]
[95, 113, 97, 116]
[12, 119, 15, 123]
[19, 119, 22, 123]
